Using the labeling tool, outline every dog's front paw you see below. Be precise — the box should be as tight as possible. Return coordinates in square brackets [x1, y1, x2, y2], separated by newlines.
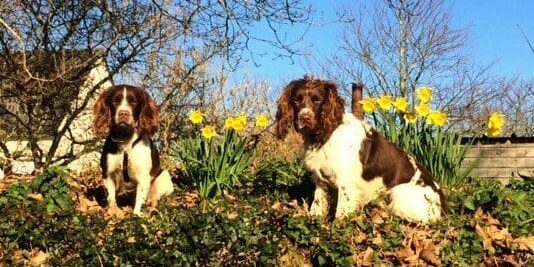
[132, 207, 142, 216]
[309, 201, 327, 217]
[334, 202, 357, 219]
[334, 209, 349, 219]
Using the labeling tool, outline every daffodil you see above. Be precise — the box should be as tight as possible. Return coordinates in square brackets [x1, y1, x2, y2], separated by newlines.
[201, 125, 218, 140]
[359, 97, 377, 113]
[376, 95, 394, 111]
[393, 97, 408, 112]
[189, 109, 204, 124]
[487, 127, 502, 137]
[404, 113, 417, 124]
[426, 111, 448, 127]
[224, 116, 246, 132]
[416, 86, 433, 103]
[236, 114, 247, 127]
[415, 103, 431, 117]
[488, 112, 505, 130]
[255, 114, 270, 128]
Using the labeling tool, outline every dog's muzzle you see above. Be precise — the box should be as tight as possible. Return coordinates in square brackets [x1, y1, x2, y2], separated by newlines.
[110, 123, 134, 143]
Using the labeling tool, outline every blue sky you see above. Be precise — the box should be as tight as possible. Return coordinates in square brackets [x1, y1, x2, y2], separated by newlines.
[238, 0, 534, 88]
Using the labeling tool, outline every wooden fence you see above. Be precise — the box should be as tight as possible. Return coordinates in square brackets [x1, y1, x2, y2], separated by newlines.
[461, 138, 534, 183]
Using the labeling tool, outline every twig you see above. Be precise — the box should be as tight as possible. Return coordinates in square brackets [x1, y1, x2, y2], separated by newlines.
[0, 18, 54, 82]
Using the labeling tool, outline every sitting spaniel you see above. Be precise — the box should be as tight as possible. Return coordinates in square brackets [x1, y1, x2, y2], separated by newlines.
[93, 85, 174, 215]
[275, 76, 448, 223]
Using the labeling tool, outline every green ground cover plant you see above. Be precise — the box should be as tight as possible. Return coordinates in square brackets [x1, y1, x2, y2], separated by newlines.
[0, 164, 532, 266]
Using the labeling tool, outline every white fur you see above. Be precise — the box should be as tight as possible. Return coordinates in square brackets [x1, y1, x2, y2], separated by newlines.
[304, 113, 442, 223]
[305, 113, 384, 218]
[104, 133, 173, 215]
[115, 88, 134, 124]
[388, 157, 442, 223]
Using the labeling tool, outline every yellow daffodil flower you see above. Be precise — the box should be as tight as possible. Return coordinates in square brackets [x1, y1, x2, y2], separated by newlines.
[376, 95, 394, 111]
[237, 114, 247, 127]
[488, 112, 505, 130]
[487, 127, 502, 137]
[224, 116, 246, 132]
[189, 109, 204, 124]
[416, 86, 433, 103]
[415, 103, 431, 117]
[201, 125, 218, 140]
[255, 114, 270, 128]
[404, 113, 417, 124]
[393, 97, 408, 112]
[359, 97, 377, 113]
[426, 111, 448, 127]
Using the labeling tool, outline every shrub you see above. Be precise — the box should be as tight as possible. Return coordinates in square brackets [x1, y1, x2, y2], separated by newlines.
[1, 173, 532, 266]
[448, 178, 533, 236]
[252, 157, 314, 203]
[0, 166, 73, 213]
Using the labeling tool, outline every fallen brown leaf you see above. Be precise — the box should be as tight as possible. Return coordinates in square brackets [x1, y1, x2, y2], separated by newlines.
[29, 250, 49, 266]
[28, 193, 44, 202]
[227, 211, 238, 220]
[224, 194, 238, 202]
[511, 236, 534, 253]
[271, 201, 283, 212]
[362, 247, 374, 266]
[371, 209, 384, 224]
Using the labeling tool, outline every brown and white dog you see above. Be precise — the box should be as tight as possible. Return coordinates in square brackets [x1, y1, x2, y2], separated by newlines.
[93, 85, 173, 215]
[276, 76, 448, 223]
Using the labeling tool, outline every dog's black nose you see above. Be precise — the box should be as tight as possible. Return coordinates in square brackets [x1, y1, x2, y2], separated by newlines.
[118, 110, 130, 121]
[299, 113, 312, 123]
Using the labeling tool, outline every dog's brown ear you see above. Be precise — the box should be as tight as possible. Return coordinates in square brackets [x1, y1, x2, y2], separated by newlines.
[275, 82, 296, 140]
[137, 89, 159, 137]
[320, 81, 345, 139]
[93, 89, 112, 137]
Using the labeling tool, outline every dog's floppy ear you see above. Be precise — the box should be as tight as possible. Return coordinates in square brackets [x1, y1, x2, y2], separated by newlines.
[320, 81, 345, 138]
[93, 88, 112, 137]
[137, 88, 159, 137]
[275, 82, 296, 139]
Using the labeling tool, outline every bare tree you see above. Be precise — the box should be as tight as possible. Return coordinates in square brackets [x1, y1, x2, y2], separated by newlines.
[0, 0, 311, 169]
[331, 0, 470, 98]
[318, 0, 534, 136]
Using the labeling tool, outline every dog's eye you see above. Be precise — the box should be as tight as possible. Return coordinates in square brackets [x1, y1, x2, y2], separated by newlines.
[312, 96, 322, 103]
[128, 97, 137, 105]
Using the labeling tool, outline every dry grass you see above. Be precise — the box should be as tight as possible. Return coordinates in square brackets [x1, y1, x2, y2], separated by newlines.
[251, 130, 304, 171]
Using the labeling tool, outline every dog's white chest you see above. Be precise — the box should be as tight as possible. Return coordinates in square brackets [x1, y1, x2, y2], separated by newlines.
[304, 114, 367, 185]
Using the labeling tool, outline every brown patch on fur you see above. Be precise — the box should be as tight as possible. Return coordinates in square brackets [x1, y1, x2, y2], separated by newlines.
[359, 129, 449, 214]
[359, 129, 415, 188]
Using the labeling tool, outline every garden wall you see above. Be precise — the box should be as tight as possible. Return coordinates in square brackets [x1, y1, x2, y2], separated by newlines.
[461, 138, 534, 183]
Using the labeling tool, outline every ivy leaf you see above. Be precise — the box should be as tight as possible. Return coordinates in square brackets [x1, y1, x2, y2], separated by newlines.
[464, 196, 475, 210]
